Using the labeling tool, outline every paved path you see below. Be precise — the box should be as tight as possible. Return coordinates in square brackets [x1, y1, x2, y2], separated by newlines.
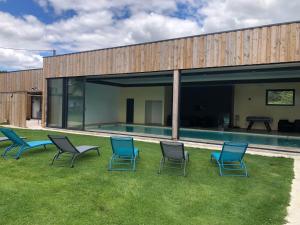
[286, 157, 300, 225]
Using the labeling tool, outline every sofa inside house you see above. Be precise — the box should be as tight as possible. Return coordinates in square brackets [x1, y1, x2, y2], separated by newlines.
[278, 120, 300, 133]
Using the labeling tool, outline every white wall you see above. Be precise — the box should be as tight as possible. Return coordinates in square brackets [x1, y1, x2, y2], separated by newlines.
[85, 84, 169, 126]
[145, 100, 163, 124]
[234, 82, 300, 130]
[85, 83, 120, 125]
[118, 86, 166, 125]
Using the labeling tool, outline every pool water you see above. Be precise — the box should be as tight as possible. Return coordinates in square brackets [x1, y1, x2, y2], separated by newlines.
[92, 124, 300, 149]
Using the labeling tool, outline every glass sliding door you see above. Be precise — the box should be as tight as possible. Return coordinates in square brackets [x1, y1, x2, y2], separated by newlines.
[67, 77, 85, 130]
[47, 78, 64, 127]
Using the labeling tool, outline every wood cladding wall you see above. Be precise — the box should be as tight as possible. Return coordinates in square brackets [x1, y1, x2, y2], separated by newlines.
[44, 22, 300, 78]
[0, 93, 27, 127]
[0, 69, 43, 93]
[0, 69, 43, 127]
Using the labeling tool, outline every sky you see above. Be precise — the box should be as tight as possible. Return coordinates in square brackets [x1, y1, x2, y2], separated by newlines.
[0, 0, 299, 71]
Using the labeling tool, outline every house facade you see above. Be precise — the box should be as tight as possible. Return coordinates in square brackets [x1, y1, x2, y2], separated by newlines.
[1, 21, 300, 143]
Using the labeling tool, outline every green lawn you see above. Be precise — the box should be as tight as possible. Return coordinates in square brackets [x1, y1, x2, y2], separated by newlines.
[0, 128, 294, 225]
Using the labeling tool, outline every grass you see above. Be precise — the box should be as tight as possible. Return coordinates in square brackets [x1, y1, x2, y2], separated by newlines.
[0, 128, 294, 225]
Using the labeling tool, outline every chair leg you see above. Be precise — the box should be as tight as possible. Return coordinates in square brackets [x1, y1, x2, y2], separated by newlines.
[132, 159, 136, 171]
[158, 157, 165, 174]
[96, 148, 100, 156]
[108, 156, 114, 171]
[183, 160, 187, 176]
[70, 154, 78, 168]
[15, 146, 28, 159]
[241, 160, 248, 177]
[1, 144, 17, 158]
[51, 151, 61, 165]
[217, 161, 223, 176]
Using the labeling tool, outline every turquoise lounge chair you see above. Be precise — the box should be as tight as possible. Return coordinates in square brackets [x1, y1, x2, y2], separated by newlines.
[109, 136, 139, 171]
[0, 128, 52, 159]
[211, 142, 248, 177]
[0, 137, 9, 143]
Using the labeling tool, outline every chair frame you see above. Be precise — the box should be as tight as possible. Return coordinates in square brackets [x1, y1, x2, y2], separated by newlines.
[158, 141, 189, 176]
[211, 142, 248, 177]
[48, 135, 100, 168]
[108, 136, 139, 171]
[0, 128, 51, 159]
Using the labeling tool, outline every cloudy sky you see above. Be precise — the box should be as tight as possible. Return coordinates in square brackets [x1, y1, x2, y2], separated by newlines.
[0, 0, 299, 71]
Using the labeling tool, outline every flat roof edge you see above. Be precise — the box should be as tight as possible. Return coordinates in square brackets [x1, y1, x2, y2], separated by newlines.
[2, 68, 43, 73]
[44, 20, 300, 59]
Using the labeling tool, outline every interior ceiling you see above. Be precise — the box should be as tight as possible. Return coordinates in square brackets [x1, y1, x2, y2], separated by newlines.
[86, 62, 300, 87]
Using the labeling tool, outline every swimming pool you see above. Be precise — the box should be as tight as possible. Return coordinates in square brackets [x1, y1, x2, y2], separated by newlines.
[87, 124, 300, 149]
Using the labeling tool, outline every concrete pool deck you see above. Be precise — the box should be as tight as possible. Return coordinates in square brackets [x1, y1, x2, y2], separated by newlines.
[2, 125, 300, 225]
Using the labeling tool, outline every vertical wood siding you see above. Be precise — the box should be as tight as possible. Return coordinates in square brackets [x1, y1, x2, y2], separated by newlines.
[44, 22, 300, 78]
[0, 69, 43, 127]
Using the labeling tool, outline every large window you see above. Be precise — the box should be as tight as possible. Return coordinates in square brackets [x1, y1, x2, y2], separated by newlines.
[47, 79, 63, 127]
[47, 77, 85, 130]
[266, 89, 295, 106]
[67, 77, 85, 130]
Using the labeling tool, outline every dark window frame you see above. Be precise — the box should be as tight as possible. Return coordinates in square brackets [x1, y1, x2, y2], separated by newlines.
[46, 78, 66, 128]
[66, 76, 86, 131]
[266, 89, 295, 106]
[47, 77, 86, 131]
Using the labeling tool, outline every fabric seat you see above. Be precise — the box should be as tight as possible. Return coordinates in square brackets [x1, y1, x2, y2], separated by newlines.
[48, 135, 100, 168]
[0, 137, 8, 142]
[211, 152, 220, 161]
[159, 141, 189, 176]
[211, 142, 248, 176]
[27, 140, 53, 147]
[77, 145, 99, 153]
[0, 128, 52, 159]
[109, 136, 139, 171]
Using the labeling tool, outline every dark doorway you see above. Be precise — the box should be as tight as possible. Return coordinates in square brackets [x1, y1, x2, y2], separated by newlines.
[126, 98, 134, 123]
[180, 85, 234, 129]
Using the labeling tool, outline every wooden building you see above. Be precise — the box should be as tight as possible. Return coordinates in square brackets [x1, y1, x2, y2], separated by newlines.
[2, 21, 300, 146]
[0, 69, 43, 127]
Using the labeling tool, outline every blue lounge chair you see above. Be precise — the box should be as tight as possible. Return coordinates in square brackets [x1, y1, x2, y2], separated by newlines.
[0, 137, 9, 143]
[0, 128, 52, 159]
[211, 142, 248, 176]
[109, 136, 139, 171]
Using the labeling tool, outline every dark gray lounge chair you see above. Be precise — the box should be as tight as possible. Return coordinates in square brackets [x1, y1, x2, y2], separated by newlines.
[48, 135, 100, 168]
[159, 141, 189, 176]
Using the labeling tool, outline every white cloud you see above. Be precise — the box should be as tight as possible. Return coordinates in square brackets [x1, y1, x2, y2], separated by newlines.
[1, 0, 300, 70]
[0, 12, 48, 49]
[200, 0, 300, 33]
[0, 49, 43, 70]
[122, 12, 201, 43]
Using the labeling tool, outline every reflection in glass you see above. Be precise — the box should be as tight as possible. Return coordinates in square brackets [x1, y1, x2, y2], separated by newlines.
[47, 79, 63, 127]
[67, 78, 85, 130]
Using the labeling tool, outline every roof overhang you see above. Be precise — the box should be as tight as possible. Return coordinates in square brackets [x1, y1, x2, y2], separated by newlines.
[86, 62, 300, 87]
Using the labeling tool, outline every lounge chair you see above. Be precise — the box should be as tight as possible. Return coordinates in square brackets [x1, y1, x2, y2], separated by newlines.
[211, 142, 248, 176]
[0, 137, 9, 143]
[109, 136, 139, 171]
[48, 135, 100, 168]
[159, 141, 189, 176]
[0, 136, 26, 143]
[0, 128, 52, 159]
